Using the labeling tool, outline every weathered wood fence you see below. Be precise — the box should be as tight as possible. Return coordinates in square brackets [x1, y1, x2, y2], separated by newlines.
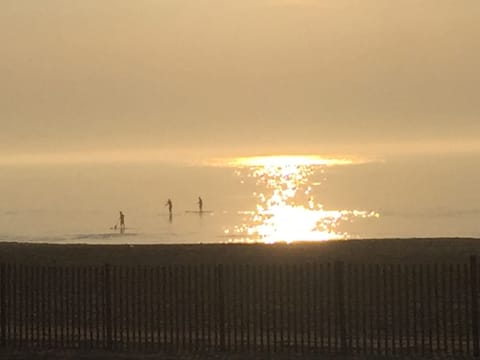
[0, 256, 479, 356]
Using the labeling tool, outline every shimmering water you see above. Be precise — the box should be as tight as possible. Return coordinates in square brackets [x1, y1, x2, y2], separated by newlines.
[0, 154, 479, 244]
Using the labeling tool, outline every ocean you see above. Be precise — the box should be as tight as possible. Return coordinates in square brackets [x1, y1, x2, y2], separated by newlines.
[0, 153, 479, 244]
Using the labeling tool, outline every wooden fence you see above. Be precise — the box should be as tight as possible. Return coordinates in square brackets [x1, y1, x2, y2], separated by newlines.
[0, 256, 479, 356]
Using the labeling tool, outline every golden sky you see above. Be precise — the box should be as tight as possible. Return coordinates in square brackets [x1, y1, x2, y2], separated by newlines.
[1, 0, 479, 161]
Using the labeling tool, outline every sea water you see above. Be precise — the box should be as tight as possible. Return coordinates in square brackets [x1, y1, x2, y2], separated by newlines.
[0, 154, 479, 244]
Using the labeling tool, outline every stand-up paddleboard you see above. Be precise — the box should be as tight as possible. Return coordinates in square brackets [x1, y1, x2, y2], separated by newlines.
[185, 210, 213, 214]
[109, 226, 134, 230]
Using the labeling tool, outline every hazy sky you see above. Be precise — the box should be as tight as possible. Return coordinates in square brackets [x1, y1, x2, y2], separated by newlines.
[1, 0, 479, 161]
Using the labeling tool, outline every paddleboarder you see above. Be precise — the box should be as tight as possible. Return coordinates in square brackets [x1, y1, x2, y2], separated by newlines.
[165, 198, 173, 215]
[198, 197, 203, 212]
[119, 211, 125, 234]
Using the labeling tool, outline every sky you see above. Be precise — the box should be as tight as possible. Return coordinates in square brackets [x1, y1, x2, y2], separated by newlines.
[1, 0, 480, 162]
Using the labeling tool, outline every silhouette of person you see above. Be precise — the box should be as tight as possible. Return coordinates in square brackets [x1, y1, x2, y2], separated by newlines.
[165, 199, 173, 216]
[119, 211, 125, 234]
[198, 196, 203, 212]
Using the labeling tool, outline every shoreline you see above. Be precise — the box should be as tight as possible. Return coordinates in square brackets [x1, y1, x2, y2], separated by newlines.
[0, 238, 479, 265]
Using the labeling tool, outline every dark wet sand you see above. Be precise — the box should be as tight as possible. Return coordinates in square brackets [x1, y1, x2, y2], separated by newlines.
[0, 238, 479, 266]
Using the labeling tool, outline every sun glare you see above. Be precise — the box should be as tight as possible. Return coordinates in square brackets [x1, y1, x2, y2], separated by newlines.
[229, 155, 356, 167]
[225, 155, 378, 243]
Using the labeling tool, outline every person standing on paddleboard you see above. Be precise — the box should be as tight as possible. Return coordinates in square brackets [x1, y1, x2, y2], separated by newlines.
[165, 199, 173, 216]
[119, 211, 125, 234]
[198, 197, 203, 212]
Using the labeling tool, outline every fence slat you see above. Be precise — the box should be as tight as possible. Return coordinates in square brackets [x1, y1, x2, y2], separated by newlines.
[0, 263, 5, 348]
[335, 261, 347, 354]
[457, 264, 463, 354]
[450, 264, 455, 354]
[104, 264, 112, 350]
[471, 256, 479, 357]
[434, 264, 440, 354]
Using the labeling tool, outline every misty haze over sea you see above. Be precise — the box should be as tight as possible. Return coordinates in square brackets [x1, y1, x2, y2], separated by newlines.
[0, 153, 478, 244]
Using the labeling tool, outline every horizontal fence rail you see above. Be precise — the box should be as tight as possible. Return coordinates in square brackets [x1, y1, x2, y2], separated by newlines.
[0, 257, 479, 356]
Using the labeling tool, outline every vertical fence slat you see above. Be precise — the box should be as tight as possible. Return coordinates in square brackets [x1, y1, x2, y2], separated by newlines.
[238, 265, 243, 352]
[450, 264, 455, 354]
[361, 264, 367, 354]
[283, 264, 288, 352]
[151, 266, 157, 352]
[383, 264, 388, 355]
[170, 266, 176, 352]
[199, 265, 206, 352]
[216, 264, 226, 352]
[335, 261, 347, 354]
[72, 266, 77, 349]
[36, 265, 41, 349]
[155, 267, 161, 352]
[279, 264, 285, 352]
[442, 264, 448, 354]
[397, 264, 403, 354]
[5, 264, 10, 347]
[104, 264, 112, 350]
[180, 266, 185, 352]
[412, 265, 418, 354]
[457, 264, 463, 354]
[375, 264, 381, 354]
[71, 266, 76, 349]
[24, 266, 29, 349]
[266, 265, 271, 353]
[11, 264, 17, 350]
[419, 264, 425, 356]
[327, 263, 332, 353]
[193, 265, 200, 353]
[251, 265, 257, 351]
[136, 267, 141, 351]
[59, 267, 65, 350]
[0, 263, 5, 348]
[465, 263, 471, 355]
[404, 265, 410, 355]
[162, 266, 168, 352]
[434, 264, 440, 354]
[187, 266, 193, 352]
[313, 263, 319, 352]
[18, 265, 23, 349]
[391, 264, 396, 354]
[145, 266, 150, 351]
[95, 267, 101, 349]
[298, 265, 304, 353]
[471, 256, 479, 357]
[354, 264, 360, 354]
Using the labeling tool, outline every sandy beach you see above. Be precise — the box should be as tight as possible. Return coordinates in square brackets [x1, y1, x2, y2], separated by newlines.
[0, 238, 479, 266]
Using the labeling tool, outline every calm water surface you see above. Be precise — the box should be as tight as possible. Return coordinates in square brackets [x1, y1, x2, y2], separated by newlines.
[0, 154, 479, 244]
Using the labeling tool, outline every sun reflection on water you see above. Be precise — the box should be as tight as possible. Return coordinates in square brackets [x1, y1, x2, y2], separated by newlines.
[224, 155, 378, 243]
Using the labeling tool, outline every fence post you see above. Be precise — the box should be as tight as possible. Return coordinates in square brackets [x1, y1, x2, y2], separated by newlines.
[470, 256, 479, 357]
[104, 264, 113, 350]
[216, 264, 226, 352]
[0, 263, 5, 348]
[335, 261, 347, 354]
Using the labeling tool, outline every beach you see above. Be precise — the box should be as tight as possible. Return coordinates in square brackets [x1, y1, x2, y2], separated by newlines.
[1, 238, 479, 266]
